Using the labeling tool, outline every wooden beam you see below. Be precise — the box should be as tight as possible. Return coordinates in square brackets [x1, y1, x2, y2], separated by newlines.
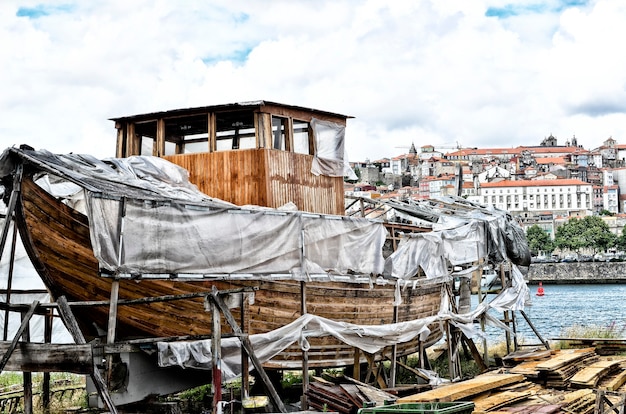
[240, 293, 249, 402]
[156, 118, 166, 157]
[209, 289, 287, 413]
[125, 123, 136, 156]
[22, 309, 32, 414]
[257, 113, 272, 149]
[0, 164, 22, 260]
[301, 280, 309, 409]
[519, 310, 550, 350]
[56, 296, 118, 414]
[43, 310, 53, 409]
[211, 300, 222, 414]
[115, 124, 125, 157]
[2, 221, 18, 341]
[0, 300, 38, 373]
[208, 112, 216, 152]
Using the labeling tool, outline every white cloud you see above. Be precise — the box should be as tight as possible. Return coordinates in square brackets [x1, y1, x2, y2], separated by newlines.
[1, 0, 625, 162]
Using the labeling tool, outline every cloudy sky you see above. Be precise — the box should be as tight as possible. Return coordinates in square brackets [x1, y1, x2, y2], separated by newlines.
[1, 0, 625, 163]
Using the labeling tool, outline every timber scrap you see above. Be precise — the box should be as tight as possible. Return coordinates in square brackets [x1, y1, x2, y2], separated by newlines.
[394, 347, 626, 413]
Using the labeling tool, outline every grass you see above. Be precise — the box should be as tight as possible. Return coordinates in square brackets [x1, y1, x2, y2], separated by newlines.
[556, 321, 626, 349]
[0, 372, 87, 413]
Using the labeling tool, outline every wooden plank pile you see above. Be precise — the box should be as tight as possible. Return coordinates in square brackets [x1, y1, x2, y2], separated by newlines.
[397, 372, 525, 403]
[534, 347, 597, 388]
[569, 357, 625, 388]
[304, 347, 626, 413]
[306, 377, 396, 414]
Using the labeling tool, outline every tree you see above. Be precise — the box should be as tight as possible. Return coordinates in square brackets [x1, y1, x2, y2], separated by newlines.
[554, 218, 585, 253]
[526, 225, 553, 256]
[615, 225, 626, 251]
[555, 216, 616, 255]
[579, 216, 616, 254]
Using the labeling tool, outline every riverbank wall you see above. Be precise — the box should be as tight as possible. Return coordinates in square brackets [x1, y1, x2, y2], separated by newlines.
[527, 262, 626, 284]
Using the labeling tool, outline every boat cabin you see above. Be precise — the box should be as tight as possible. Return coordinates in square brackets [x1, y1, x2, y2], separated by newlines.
[111, 101, 352, 215]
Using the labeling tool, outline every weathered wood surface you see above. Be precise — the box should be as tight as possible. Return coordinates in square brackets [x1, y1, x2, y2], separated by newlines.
[600, 364, 626, 391]
[502, 348, 554, 364]
[472, 390, 532, 413]
[508, 358, 548, 378]
[0, 342, 92, 373]
[570, 357, 624, 388]
[535, 347, 595, 371]
[397, 373, 525, 403]
[16, 174, 444, 369]
[166, 149, 345, 215]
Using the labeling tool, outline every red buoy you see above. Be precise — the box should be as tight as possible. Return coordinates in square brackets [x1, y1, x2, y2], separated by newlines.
[536, 282, 545, 296]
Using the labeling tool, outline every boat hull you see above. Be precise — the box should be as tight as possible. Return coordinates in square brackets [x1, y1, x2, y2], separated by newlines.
[16, 174, 444, 368]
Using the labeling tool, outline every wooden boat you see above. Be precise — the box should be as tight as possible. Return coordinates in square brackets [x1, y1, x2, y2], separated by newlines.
[1, 101, 447, 370]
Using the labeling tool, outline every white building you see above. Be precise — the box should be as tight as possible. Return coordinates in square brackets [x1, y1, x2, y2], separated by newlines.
[469, 179, 593, 215]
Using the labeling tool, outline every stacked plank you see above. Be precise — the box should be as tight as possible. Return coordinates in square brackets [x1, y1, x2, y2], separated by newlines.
[397, 372, 525, 403]
[569, 357, 625, 388]
[559, 389, 596, 414]
[535, 348, 597, 388]
[306, 378, 396, 414]
[598, 360, 626, 391]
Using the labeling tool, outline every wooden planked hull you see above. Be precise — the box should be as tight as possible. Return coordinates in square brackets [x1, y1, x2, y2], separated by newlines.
[16, 173, 444, 369]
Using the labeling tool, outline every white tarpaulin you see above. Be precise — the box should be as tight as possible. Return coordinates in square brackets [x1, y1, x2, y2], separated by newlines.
[157, 264, 530, 379]
[310, 118, 357, 180]
[87, 196, 387, 276]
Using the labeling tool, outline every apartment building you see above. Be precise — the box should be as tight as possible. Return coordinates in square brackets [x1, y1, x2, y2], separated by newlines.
[469, 179, 593, 215]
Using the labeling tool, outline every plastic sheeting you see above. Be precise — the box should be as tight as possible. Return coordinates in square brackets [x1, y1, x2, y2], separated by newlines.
[0, 147, 385, 278]
[384, 202, 530, 279]
[310, 118, 357, 180]
[88, 195, 387, 276]
[158, 311, 439, 378]
[157, 263, 531, 379]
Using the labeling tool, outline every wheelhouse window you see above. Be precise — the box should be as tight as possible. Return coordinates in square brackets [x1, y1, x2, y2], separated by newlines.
[164, 114, 209, 154]
[293, 120, 311, 154]
[134, 121, 157, 156]
[216, 110, 256, 151]
[272, 116, 288, 150]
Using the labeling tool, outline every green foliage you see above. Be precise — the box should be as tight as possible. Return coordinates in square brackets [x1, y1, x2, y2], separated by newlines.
[0, 373, 87, 412]
[282, 371, 304, 388]
[0, 372, 23, 388]
[555, 216, 616, 254]
[525, 225, 553, 255]
[177, 384, 212, 402]
[616, 225, 626, 251]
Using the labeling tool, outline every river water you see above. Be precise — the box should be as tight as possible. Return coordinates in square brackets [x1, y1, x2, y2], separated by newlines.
[471, 283, 626, 344]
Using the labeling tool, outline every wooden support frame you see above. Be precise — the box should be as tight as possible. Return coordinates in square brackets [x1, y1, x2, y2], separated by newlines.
[56, 296, 118, 414]
[0, 164, 22, 260]
[2, 218, 18, 341]
[518, 309, 551, 350]
[0, 301, 38, 372]
[207, 287, 287, 413]
[595, 389, 626, 414]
